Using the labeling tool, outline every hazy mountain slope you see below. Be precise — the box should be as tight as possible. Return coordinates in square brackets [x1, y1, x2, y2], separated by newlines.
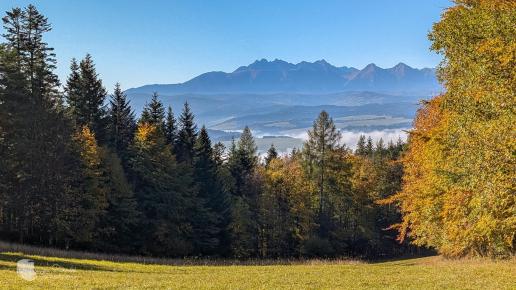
[126, 59, 441, 95]
[124, 59, 434, 137]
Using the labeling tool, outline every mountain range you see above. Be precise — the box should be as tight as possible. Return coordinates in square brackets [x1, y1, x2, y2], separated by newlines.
[126, 59, 441, 96]
[124, 59, 442, 152]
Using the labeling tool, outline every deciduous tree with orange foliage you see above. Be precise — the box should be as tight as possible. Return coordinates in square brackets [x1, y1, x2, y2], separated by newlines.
[387, 0, 515, 257]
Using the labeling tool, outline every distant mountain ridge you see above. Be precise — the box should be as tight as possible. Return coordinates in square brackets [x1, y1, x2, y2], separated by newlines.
[126, 59, 441, 95]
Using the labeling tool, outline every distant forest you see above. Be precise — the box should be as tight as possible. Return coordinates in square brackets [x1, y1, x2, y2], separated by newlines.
[0, 1, 514, 259]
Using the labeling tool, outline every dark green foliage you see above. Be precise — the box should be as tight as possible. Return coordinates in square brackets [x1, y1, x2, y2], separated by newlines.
[0, 5, 83, 247]
[165, 106, 177, 146]
[226, 127, 260, 257]
[139, 92, 165, 132]
[108, 83, 136, 160]
[355, 135, 367, 156]
[365, 136, 374, 157]
[264, 143, 278, 166]
[71, 126, 108, 246]
[96, 148, 140, 252]
[65, 54, 108, 142]
[65, 59, 82, 118]
[175, 102, 197, 164]
[191, 127, 223, 255]
[128, 123, 196, 256]
[302, 110, 342, 233]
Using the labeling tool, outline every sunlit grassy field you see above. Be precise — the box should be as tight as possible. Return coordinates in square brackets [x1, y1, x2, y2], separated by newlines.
[0, 247, 514, 289]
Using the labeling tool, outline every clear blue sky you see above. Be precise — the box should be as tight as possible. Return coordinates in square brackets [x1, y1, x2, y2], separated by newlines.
[1, 0, 452, 91]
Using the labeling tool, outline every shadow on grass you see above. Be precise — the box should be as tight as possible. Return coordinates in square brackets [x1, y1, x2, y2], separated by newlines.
[369, 253, 437, 265]
[0, 252, 117, 272]
[0, 240, 438, 268]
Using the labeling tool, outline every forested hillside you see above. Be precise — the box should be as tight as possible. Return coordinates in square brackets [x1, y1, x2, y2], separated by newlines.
[0, 0, 514, 260]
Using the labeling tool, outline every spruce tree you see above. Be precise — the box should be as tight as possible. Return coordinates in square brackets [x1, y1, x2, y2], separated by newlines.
[0, 5, 82, 245]
[165, 105, 177, 146]
[365, 136, 374, 157]
[66, 54, 108, 142]
[108, 83, 136, 160]
[96, 148, 140, 252]
[302, 111, 358, 250]
[72, 126, 108, 245]
[212, 142, 226, 166]
[192, 126, 223, 254]
[355, 135, 367, 156]
[175, 102, 198, 164]
[375, 138, 386, 158]
[226, 126, 260, 257]
[128, 122, 196, 256]
[65, 58, 82, 121]
[265, 143, 278, 166]
[140, 92, 165, 132]
[302, 111, 341, 219]
[237, 126, 258, 171]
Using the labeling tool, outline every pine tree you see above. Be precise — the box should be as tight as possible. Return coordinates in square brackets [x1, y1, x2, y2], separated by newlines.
[140, 92, 165, 132]
[192, 126, 223, 254]
[0, 5, 82, 246]
[72, 126, 108, 245]
[301, 111, 359, 255]
[375, 138, 386, 158]
[302, 111, 341, 222]
[226, 126, 260, 257]
[355, 135, 367, 156]
[265, 143, 278, 166]
[365, 136, 374, 157]
[165, 105, 177, 146]
[64, 58, 81, 121]
[96, 148, 140, 252]
[236, 126, 258, 171]
[175, 102, 197, 164]
[66, 54, 108, 142]
[128, 122, 196, 256]
[213, 142, 226, 166]
[108, 83, 136, 160]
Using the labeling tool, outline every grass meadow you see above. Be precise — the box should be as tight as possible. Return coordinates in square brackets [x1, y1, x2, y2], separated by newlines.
[0, 242, 514, 289]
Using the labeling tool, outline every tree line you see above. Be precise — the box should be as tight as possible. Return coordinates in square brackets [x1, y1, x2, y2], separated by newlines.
[1, 1, 514, 259]
[0, 5, 413, 258]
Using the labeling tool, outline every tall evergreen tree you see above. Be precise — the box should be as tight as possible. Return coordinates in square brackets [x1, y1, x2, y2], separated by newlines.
[192, 126, 223, 254]
[72, 126, 108, 245]
[355, 135, 367, 156]
[212, 142, 226, 166]
[65, 54, 108, 142]
[236, 126, 258, 171]
[265, 143, 278, 166]
[302, 111, 360, 254]
[128, 122, 196, 256]
[0, 5, 82, 246]
[108, 83, 136, 160]
[96, 148, 140, 252]
[165, 105, 177, 146]
[139, 92, 165, 132]
[64, 58, 81, 120]
[226, 126, 260, 257]
[365, 136, 374, 157]
[302, 111, 341, 220]
[175, 102, 197, 164]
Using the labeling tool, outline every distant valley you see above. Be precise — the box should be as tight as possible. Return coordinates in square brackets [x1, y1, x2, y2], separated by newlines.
[125, 59, 443, 152]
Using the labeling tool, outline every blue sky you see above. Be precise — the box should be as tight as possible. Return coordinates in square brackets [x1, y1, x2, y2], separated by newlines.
[1, 0, 452, 91]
